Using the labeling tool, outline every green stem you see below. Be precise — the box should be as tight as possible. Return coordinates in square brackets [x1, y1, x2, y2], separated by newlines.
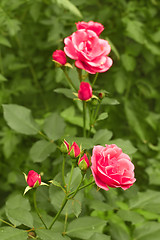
[0, 218, 15, 228]
[63, 69, 78, 91]
[49, 196, 68, 230]
[49, 179, 95, 229]
[68, 180, 95, 198]
[92, 72, 99, 87]
[67, 164, 74, 192]
[33, 189, 48, 229]
[62, 155, 66, 187]
[38, 131, 51, 142]
[83, 101, 87, 137]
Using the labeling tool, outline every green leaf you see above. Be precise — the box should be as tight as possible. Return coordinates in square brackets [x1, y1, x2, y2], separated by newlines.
[109, 214, 130, 240]
[6, 19, 21, 36]
[114, 70, 127, 94]
[66, 216, 106, 239]
[6, 209, 33, 228]
[66, 136, 94, 149]
[43, 112, 66, 141]
[61, 106, 90, 129]
[129, 190, 160, 214]
[121, 54, 136, 72]
[2, 104, 39, 135]
[101, 97, 119, 105]
[88, 233, 111, 240]
[93, 129, 113, 145]
[124, 19, 144, 44]
[0, 227, 27, 240]
[5, 194, 33, 227]
[54, 88, 75, 99]
[124, 101, 146, 141]
[0, 73, 7, 82]
[49, 179, 65, 192]
[133, 221, 160, 240]
[151, 29, 160, 42]
[53, 0, 83, 18]
[71, 198, 82, 218]
[106, 37, 120, 59]
[0, 35, 11, 47]
[146, 159, 160, 185]
[0, 128, 20, 159]
[97, 112, 108, 121]
[36, 229, 64, 240]
[117, 209, 144, 224]
[29, 140, 57, 163]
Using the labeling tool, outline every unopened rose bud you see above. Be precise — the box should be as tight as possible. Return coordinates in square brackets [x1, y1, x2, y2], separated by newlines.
[27, 170, 41, 188]
[98, 92, 105, 99]
[78, 82, 92, 101]
[52, 50, 67, 65]
[68, 142, 81, 158]
[60, 140, 70, 154]
[78, 154, 90, 171]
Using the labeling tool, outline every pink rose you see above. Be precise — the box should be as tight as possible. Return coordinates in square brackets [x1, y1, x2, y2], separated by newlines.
[78, 153, 90, 171]
[76, 21, 104, 36]
[27, 170, 41, 188]
[64, 29, 113, 74]
[68, 142, 81, 158]
[52, 50, 67, 65]
[78, 82, 92, 101]
[91, 144, 136, 191]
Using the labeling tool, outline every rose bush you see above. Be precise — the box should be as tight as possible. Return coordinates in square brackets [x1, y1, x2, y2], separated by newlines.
[64, 29, 112, 74]
[27, 170, 41, 188]
[78, 82, 92, 101]
[91, 144, 136, 191]
[76, 21, 104, 36]
[52, 50, 67, 65]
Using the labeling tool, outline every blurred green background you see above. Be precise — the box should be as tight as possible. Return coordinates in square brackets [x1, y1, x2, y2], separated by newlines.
[0, 0, 160, 239]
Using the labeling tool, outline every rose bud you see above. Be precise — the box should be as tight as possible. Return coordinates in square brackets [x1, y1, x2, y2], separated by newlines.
[52, 50, 67, 65]
[91, 144, 136, 191]
[60, 140, 70, 154]
[78, 82, 92, 101]
[78, 153, 90, 171]
[76, 21, 104, 36]
[27, 170, 41, 188]
[68, 142, 81, 158]
[98, 92, 105, 99]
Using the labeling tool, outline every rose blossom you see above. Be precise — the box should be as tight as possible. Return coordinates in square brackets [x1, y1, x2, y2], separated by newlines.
[27, 170, 41, 188]
[64, 29, 112, 74]
[76, 21, 104, 36]
[68, 142, 81, 158]
[78, 82, 92, 101]
[91, 144, 136, 191]
[52, 50, 67, 65]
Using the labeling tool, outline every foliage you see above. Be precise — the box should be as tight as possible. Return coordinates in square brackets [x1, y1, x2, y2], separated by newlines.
[0, 0, 160, 239]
